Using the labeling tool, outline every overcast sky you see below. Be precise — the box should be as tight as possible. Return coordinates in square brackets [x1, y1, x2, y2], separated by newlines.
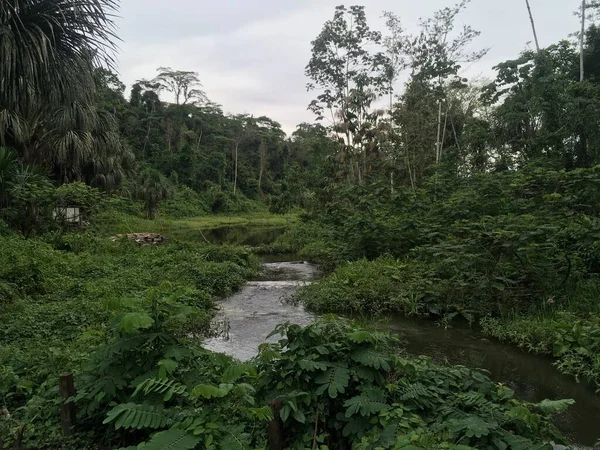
[114, 0, 580, 134]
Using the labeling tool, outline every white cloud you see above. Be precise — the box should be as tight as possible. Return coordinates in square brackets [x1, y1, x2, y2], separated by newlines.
[113, 0, 580, 134]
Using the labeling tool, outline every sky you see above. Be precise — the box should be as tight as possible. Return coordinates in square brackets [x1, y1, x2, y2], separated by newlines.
[114, 0, 580, 134]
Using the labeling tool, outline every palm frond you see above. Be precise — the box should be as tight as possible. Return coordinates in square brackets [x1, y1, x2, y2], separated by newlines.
[0, 0, 119, 112]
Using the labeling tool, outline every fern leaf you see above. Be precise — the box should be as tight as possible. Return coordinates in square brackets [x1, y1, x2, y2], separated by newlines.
[190, 383, 233, 399]
[103, 403, 171, 430]
[352, 348, 391, 372]
[138, 428, 200, 450]
[298, 359, 328, 372]
[344, 390, 389, 417]
[533, 399, 575, 414]
[448, 415, 497, 439]
[351, 348, 391, 371]
[315, 366, 350, 398]
[133, 378, 187, 401]
[222, 363, 257, 382]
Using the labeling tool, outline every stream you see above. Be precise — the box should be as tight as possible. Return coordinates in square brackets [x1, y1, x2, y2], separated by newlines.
[200, 225, 600, 447]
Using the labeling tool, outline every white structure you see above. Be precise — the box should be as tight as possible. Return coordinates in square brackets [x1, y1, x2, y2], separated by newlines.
[53, 206, 81, 225]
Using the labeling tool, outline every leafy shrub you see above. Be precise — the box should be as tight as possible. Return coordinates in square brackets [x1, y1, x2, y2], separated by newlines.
[256, 318, 570, 449]
[161, 185, 209, 218]
[74, 283, 269, 450]
[0, 235, 257, 448]
[482, 314, 600, 390]
[202, 182, 265, 214]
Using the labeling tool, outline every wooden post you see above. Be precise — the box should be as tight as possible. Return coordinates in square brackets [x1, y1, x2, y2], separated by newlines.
[59, 373, 76, 436]
[267, 401, 284, 450]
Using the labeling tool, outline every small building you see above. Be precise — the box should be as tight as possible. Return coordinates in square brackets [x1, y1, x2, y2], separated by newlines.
[53, 206, 82, 228]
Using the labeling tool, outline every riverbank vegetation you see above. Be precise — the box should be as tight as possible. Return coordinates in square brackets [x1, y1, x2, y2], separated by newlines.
[290, 167, 600, 389]
[2, 0, 600, 448]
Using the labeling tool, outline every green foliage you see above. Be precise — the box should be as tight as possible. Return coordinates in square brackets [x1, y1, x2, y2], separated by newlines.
[0, 234, 258, 448]
[256, 318, 568, 449]
[133, 168, 173, 219]
[482, 314, 600, 390]
[295, 165, 600, 387]
[161, 185, 209, 218]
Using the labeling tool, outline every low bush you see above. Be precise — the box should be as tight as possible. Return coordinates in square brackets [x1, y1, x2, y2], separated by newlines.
[0, 233, 258, 447]
[481, 314, 600, 391]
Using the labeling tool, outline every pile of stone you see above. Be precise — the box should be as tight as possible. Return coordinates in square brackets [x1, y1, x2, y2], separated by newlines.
[111, 233, 168, 246]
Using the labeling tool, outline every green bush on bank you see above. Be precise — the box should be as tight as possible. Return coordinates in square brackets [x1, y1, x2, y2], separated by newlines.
[0, 233, 259, 446]
[291, 166, 600, 388]
[481, 314, 600, 391]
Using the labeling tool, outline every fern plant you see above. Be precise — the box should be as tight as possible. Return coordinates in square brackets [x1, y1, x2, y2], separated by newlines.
[256, 317, 572, 450]
[74, 282, 269, 449]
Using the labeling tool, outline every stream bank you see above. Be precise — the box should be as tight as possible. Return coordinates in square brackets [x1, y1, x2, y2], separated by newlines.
[204, 250, 599, 447]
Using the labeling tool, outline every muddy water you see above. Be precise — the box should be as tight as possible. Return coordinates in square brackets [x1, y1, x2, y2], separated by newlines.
[204, 260, 600, 446]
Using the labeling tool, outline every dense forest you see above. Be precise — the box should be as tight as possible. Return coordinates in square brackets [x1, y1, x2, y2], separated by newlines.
[2, 0, 600, 449]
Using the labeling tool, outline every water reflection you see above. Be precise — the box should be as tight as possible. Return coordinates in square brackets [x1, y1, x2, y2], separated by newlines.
[172, 225, 287, 247]
[384, 316, 600, 446]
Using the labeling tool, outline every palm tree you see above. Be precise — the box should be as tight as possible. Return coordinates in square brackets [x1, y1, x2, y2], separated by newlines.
[0, 148, 17, 208]
[39, 101, 134, 189]
[134, 169, 172, 219]
[0, 0, 118, 116]
[0, 0, 121, 185]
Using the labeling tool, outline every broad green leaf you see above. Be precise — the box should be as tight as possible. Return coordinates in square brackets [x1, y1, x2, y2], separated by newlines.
[222, 363, 257, 382]
[118, 312, 154, 334]
[190, 383, 232, 399]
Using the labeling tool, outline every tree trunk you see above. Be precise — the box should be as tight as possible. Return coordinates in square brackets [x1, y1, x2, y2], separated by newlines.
[525, 0, 541, 53]
[581, 0, 587, 82]
[435, 101, 443, 164]
[258, 140, 267, 194]
[233, 142, 239, 196]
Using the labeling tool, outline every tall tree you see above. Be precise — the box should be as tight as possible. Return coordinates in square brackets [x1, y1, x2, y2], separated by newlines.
[0, 0, 127, 190]
[0, 0, 117, 123]
[306, 5, 390, 183]
[389, 0, 486, 185]
[133, 168, 172, 219]
[258, 139, 267, 193]
[581, 0, 587, 81]
[151, 67, 208, 106]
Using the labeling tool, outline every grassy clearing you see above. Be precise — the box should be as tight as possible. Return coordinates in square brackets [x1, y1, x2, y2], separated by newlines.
[94, 211, 299, 238]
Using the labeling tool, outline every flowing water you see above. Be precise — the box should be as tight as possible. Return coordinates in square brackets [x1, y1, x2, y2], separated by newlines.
[204, 256, 600, 447]
[204, 261, 317, 360]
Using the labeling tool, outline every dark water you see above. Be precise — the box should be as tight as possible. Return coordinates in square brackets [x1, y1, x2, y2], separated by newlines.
[173, 225, 287, 247]
[385, 316, 600, 447]
[204, 259, 600, 447]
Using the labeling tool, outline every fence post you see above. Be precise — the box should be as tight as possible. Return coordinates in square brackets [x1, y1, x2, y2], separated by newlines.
[267, 400, 284, 450]
[59, 373, 76, 436]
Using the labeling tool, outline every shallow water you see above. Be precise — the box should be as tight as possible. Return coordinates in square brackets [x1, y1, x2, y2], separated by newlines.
[203, 261, 317, 360]
[204, 260, 600, 447]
